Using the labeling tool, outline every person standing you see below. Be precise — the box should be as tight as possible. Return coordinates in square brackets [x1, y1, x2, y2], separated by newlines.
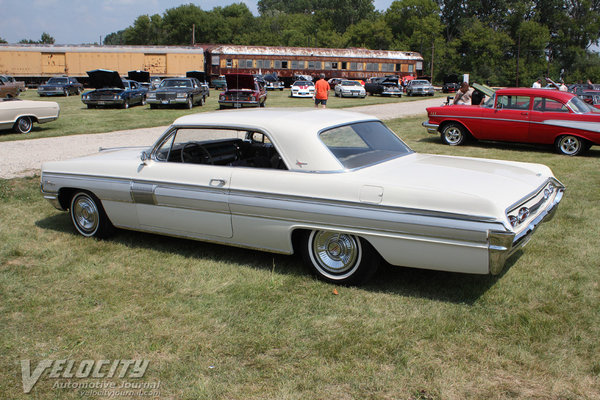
[532, 79, 542, 88]
[314, 73, 330, 108]
[453, 82, 474, 105]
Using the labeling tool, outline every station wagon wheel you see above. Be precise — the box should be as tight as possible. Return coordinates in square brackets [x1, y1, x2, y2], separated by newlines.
[70, 191, 114, 238]
[302, 230, 379, 285]
[441, 123, 467, 146]
[14, 116, 32, 134]
[555, 135, 585, 156]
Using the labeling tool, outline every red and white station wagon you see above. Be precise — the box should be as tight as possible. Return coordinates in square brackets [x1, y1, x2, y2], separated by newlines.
[423, 88, 600, 155]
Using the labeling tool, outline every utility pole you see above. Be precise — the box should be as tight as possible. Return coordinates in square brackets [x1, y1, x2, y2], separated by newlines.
[430, 40, 434, 83]
[516, 33, 520, 86]
[192, 24, 195, 45]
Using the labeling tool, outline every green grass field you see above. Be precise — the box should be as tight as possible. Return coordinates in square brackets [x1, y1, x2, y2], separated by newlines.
[0, 88, 441, 142]
[1, 111, 599, 398]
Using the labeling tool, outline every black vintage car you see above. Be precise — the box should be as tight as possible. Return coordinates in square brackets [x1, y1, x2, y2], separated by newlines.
[364, 76, 403, 97]
[81, 69, 148, 109]
[186, 71, 210, 98]
[38, 76, 83, 96]
[147, 77, 207, 109]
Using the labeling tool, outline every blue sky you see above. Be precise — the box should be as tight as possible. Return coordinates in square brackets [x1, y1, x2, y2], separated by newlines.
[0, 0, 395, 44]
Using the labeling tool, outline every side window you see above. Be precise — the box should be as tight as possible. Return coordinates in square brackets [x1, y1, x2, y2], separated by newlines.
[154, 128, 286, 170]
[533, 97, 568, 112]
[497, 95, 530, 110]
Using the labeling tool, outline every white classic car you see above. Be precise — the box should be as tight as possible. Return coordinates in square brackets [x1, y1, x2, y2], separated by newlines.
[0, 98, 60, 134]
[40, 109, 564, 284]
[334, 80, 367, 98]
[290, 80, 315, 98]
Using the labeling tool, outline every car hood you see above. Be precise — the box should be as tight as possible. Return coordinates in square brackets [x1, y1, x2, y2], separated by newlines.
[225, 74, 255, 90]
[354, 153, 553, 219]
[186, 70, 206, 82]
[127, 70, 150, 83]
[87, 69, 124, 89]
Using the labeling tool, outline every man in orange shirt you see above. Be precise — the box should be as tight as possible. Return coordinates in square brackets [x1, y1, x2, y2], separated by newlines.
[314, 73, 330, 108]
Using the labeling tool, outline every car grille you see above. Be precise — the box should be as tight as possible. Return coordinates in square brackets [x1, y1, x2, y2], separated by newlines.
[157, 93, 177, 100]
[89, 94, 117, 100]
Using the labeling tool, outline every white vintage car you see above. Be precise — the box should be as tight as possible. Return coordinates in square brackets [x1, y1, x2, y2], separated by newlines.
[40, 109, 564, 284]
[0, 98, 60, 134]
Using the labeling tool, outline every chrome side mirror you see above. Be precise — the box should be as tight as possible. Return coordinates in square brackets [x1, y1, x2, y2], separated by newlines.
[140, 151, 150, 163]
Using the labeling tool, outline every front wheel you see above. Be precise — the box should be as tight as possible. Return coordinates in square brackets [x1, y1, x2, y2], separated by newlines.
[14, 116, 32, 134]
[186, 97, 193, 109]
[441, 123, 467, 146]
[70, 191, 114, 238]
[301, 230, 379, 285]
[555, 135, 586, 156]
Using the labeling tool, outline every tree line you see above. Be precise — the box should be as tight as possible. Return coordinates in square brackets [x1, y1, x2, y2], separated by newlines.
[98, 0, 600, 86]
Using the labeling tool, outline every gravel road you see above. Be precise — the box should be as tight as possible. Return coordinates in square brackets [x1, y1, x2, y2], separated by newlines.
[0, 97, 443, 179]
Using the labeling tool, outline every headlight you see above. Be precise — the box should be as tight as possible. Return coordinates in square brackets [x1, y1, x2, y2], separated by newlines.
[177, 92, 187, 98]
[219, 95, 225, 101]
[147, 92, 156, 99]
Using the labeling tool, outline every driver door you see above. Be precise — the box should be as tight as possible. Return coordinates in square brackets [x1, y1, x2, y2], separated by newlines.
[131, 127, 234, 239]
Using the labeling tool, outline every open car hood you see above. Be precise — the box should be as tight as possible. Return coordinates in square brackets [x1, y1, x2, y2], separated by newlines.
[225, 74, 255, 90]
[87, 69, 124, 89]
[186, 70, 206, 82]
[472, 82, 495, 97]
[127, 70, 150, 83]
[263, 73, 279, 82]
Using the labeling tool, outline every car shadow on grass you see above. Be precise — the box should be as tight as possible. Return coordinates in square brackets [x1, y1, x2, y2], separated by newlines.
[37, 213, 514, 304]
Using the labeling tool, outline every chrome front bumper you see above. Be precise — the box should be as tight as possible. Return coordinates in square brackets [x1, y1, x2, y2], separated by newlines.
[422, 121, 439, 134]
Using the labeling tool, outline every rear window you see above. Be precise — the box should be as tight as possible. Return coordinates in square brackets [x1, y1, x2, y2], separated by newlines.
[533, 97, 568, 112]
[319, 121, 412, 169]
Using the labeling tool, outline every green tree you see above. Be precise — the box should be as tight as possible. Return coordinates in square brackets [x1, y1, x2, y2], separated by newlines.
[344, 18, 394, 50]
[122, 14, 163, 45]
[19, 32, 55, 44]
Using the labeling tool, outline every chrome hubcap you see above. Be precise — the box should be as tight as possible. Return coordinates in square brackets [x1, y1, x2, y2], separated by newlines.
[444, 127, 461, 144]
[18, 118, 31, 132]
[310, 231, 361, 278]
[560, 136, 579, 154]
[73, 195, 99, 233]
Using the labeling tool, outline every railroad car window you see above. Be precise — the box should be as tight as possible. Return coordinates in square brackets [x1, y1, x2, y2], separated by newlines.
[226, 59, 232, 68]
[281, 61, 288, 69]
[324, 62, 332, 70]
[408, 65, 414, 73]
[332, 62, 339, 69]
[341, 62, 347, 70]
[395, 64, 402, 71]
[314, 61, 321, 69]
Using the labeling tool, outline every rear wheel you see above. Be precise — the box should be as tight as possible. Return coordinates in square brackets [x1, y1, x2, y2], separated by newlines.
[140, 96, 146, 106]
[301, 230, 379, 285]
[14, 116, 32, 134]
[186, 97, 193, 109]
[441, 123, 467, 146]
[70, 191, 114, 238]
[555, 135, 586, 156]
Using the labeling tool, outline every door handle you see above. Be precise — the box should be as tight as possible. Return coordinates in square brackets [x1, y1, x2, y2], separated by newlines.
[521, 112, 528, 116]
[210, 178, 226, 187]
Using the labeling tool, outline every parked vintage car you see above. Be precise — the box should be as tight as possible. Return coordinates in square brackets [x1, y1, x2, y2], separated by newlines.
[38, 76, 83, 96]
[290, 80, 315, 98]
[81, 70, 148, 109]
[578, 90, 600, 109]
[218, 73, 267, 109]
[186, 71, 211, 98]
[423, 87, 600, 155]
[0, 98, 59, 134]
[0, 74, 24, 98]
[406, 79, 435, 96]
[127, 70, 151, 90]
[211, 75, 227, 90]
[334, 80, 367, 98]
[364, 76, 402, 97]
[263, 73, 285, 90]
[40, 108, 564, 284]
[147, 77, 206, 109]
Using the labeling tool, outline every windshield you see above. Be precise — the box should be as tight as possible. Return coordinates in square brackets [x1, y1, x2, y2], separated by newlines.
[342, 81, 361, 86]
[294, 81, 312, 86]
[319, 121, 412, 169]
[568, 96, 594, 113]
[47, 78, 68, 85]
[412, 80, 429, 85]
[161, 79, 191, 88]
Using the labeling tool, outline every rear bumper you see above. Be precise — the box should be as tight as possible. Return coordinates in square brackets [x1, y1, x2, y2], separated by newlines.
[488, 182, 564, 275]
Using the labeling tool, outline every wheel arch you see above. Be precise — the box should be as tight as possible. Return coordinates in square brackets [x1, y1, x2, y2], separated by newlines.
[439, 119, 473, 137]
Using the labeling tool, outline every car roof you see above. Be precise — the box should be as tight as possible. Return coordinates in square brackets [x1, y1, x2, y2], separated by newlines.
[171, 108, 381, 172]
[495, 87, 576, 102]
